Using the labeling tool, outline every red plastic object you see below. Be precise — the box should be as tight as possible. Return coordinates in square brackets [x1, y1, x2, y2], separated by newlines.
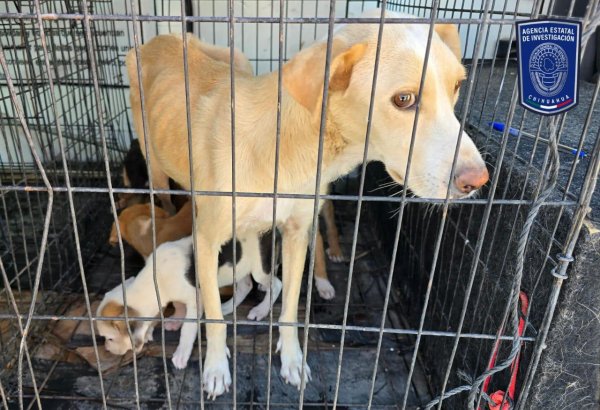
[480, 291, 529, 410]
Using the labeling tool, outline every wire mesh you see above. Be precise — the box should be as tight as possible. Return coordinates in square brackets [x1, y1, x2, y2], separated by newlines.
[0, 0, 599, 409]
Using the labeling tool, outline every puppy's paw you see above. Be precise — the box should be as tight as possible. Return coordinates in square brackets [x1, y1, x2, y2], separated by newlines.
[277, 339, 312, 388]
[171, 346, 191, 369]
[247, 302, 270, 321]
[163, 320, 183, 332]
[315, 277, 336, 300]
[144, 330, 154, 343]
[202, 347, 232, 400]
[326, 247, 345, 263]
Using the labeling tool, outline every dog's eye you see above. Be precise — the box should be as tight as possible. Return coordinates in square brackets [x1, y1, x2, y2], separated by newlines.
[454, 80, 463, 93]
[392, 93, 415, 109]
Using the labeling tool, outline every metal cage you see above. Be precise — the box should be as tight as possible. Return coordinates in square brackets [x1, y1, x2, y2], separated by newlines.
[0, 0, 599, 409]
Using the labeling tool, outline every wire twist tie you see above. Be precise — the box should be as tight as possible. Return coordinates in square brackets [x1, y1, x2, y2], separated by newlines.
[550, 267, 568, 280]
[556, 253, 574, 263]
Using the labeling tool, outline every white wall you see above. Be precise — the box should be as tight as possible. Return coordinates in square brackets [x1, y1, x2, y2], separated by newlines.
[0, 0, 537, 165]
[387, 0, 536, 60]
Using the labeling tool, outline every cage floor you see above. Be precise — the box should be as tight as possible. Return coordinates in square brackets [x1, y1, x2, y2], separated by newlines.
[19, 202, 432, 409]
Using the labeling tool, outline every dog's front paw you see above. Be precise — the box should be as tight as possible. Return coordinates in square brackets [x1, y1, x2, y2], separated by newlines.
[326, 247, 345, 263]
[202, 347, 232, 400]
[171, 346, 191, 369]
[277, 339, 312, 388]
[315, 277, 336, 300]
[247, 302, 270, 321]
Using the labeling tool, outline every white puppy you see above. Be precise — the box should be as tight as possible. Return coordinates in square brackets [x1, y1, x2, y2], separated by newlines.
[97, 233, 282, 369]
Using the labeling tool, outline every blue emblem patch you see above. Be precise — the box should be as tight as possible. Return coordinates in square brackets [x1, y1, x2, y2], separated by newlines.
[516, 19, 581, 115]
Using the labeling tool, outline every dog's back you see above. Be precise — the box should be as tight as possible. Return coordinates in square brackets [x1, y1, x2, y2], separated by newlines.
[126, 35, 253, 187]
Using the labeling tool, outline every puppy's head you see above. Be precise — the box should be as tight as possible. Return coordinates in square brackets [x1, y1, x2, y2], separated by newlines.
[285, 9, 488, 199]
[97, 294, 144, 356]
[108, 203, 169, 247]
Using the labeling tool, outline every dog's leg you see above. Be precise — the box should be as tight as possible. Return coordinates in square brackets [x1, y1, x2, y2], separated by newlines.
[314, 231, 335, 300]
[245, 233, 282, 321]
[144, 322, 156, 343]
[323, 200, 344, 262]
[133, 320, 154, 353]
[164, 302, 186, 331]
[248, 270, 282, 321]
[221, 274, 253, 316]
[277, 219, 312, 388]
[172, 301, 201, 369]
[197, 233, 232, 399]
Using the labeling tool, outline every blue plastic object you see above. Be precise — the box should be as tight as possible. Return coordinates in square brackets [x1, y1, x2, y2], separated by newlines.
[488, 121, 586, 158]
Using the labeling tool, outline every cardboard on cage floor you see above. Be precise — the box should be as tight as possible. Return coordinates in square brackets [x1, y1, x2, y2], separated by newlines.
[34, 299, 180, 373]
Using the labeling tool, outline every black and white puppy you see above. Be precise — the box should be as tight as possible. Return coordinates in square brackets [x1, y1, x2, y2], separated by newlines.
[97, 232, 281, 369]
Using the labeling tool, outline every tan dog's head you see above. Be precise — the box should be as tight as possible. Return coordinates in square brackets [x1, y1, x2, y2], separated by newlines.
[96, 279, 145, 356]
[284, 9, 488, 199]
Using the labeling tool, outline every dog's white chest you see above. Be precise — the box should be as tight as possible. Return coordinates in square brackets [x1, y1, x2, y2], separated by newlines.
[242, 198, 296, 228]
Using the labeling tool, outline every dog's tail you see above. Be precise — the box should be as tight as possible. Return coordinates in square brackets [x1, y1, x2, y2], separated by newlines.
[125, 47, 138, 91]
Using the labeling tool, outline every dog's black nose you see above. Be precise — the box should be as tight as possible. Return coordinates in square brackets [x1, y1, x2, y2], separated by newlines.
[454, 166, 489, 194]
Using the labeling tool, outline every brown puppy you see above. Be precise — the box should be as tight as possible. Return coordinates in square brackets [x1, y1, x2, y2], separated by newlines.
[109, 202, 191, 258]
[127, 10, 488, 397]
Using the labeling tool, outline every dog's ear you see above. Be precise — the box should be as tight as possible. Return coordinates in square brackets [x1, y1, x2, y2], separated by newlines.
[101, 301, 125, 332]
[102, 301, 123, 317]
[103, 302, 139, 334]
[283, 40, 368, 113]
[329, 43, 368, 93]
[435, 24, 462, 61]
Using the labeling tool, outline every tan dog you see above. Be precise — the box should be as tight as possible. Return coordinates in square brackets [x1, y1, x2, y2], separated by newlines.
[120, 37, 340, 299]
[127, 9, 488, 398]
